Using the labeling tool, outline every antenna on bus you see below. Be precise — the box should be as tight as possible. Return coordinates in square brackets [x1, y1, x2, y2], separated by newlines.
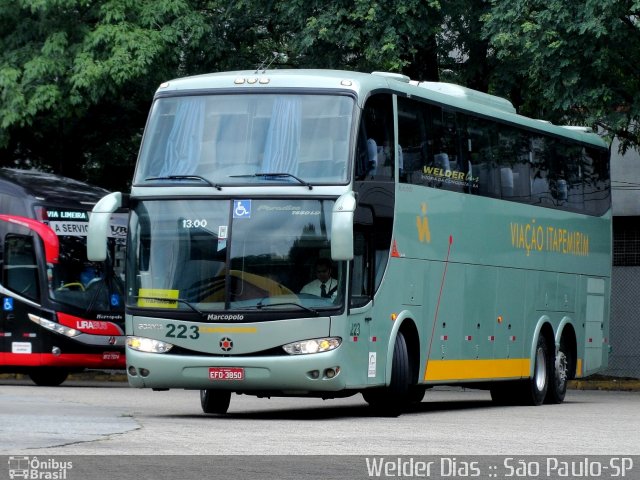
[255, 52, 279, 74]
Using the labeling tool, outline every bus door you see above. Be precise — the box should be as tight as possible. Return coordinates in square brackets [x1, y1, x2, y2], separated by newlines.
[349, 198, 393, 387]
[348, 227, 379, 385]
[1, 233, 44, 364]
[349, 92, 396, 385]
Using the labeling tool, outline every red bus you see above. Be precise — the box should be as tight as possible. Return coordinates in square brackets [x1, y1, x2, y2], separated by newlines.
[0, 168, 126, 385]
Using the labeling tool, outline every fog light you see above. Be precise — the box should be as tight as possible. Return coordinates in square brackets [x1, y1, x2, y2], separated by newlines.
[139, 368, 150, 377]
[128, 366, 137, 376]
[308, 370, 320, 379]
[325, 368, 336, 378]
[52, 346, 61, 356]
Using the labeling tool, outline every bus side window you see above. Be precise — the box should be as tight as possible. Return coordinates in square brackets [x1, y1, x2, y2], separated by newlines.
[397, 96, 429, 184]
[355, 123, 373, 180]
[355, 94, 395, 181]
[3, 234, 39, 300]
[350, 231, 371, 308]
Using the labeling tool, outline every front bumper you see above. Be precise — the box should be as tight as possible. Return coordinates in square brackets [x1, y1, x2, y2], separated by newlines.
[126, 347, 348, 392]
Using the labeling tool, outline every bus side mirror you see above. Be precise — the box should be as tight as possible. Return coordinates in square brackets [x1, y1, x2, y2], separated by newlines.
[87, 192, 123, 261]
[331, 192, 356, 261]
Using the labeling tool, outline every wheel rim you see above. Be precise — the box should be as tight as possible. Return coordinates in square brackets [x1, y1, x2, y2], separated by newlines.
[555, 351, 568, 388]
[534, 346, 547, 392]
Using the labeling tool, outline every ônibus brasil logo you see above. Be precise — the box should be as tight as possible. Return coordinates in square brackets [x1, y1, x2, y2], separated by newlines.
[8, 456, 73, 479]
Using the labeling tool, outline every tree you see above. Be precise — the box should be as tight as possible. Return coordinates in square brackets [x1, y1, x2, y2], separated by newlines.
[280, 0, 443, 80]
[483, 0, 640, 151]
[437, 0, 493, 91]
[0, 1, 177, 186]
[0, 0, 274, 189]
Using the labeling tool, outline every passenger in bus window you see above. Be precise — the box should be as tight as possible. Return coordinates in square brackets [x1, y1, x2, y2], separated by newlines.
[300, 258, 338, 299]
[366, 138, 379, 173]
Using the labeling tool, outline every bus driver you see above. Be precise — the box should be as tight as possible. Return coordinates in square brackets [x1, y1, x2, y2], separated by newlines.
[300, 258, 338, 299]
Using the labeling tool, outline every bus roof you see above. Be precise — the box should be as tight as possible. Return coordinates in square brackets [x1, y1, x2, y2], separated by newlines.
[0, 168, 109, 204]
[155, 69, 607, 149]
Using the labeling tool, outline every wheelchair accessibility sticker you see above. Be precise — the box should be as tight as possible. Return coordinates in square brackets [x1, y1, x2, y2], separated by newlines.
[233, 200, 251, 219]
[3, 297, 13, 311]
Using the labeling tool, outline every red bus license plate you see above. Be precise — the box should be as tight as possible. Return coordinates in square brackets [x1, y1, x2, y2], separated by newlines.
[208, 367, 244, 381]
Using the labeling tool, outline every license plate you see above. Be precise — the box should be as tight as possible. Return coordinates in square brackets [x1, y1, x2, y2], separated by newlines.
[208, 367, 244, 381]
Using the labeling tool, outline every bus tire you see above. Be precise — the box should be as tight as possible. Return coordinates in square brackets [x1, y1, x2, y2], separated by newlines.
[545, 339, 571, 404]
[362, 331, 411, 416]
[29, 368, 69, 386]
[521, 334, 551, 406]
[200, 389, 231, 414]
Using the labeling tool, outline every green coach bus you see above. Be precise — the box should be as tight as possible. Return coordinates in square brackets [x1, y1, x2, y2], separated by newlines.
[87, 70, 611, 415]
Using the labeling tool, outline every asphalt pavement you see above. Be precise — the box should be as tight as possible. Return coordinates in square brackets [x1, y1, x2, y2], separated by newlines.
[2, 371, 639, 390]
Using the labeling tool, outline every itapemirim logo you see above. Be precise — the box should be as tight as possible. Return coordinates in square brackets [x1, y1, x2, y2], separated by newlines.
[8, 456, 73, 479]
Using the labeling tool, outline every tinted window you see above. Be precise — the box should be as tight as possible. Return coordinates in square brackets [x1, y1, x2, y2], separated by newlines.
[398, 96, 611, 216]
[3, 234, 39, 300]
[355, 94, 395, 181]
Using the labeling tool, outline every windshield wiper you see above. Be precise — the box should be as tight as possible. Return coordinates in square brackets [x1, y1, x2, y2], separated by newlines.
[230, 172, 313, 190]
[245, 299, 319, 316]
[145, 175, 222, 190]
[133, 296, 205, 316]
[84, 279, 106, 315]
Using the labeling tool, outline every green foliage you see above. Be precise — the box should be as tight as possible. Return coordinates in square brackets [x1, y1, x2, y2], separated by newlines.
[283, 0, 444, 78]
[0, 0, 218, 185]
[483, 0, 640, 151]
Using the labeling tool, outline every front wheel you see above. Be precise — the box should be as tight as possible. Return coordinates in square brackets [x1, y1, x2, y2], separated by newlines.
[200, 389, 231, 414]
[29, 368, 69, 386]
[362, 331, 411, 416]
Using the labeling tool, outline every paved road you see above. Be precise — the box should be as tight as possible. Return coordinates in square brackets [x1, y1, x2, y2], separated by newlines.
[1, 379, 639, 456]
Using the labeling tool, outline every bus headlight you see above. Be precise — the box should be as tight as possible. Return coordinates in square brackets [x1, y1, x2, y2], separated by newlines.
[28, 313, 80, 338]
[127, 336, 173, 354]
[282, 337, 341, 355]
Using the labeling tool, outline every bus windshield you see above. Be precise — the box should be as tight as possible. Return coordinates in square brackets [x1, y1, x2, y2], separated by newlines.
[134, 94, 354, 186]
[49, 236, 125, 312]
[41, 206, 126, 312]
[127, 198, 345, 316]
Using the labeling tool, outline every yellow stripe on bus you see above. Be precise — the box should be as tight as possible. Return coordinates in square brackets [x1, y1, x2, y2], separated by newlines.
[199, 326, 258, 334]
[424, 359, 530, 381]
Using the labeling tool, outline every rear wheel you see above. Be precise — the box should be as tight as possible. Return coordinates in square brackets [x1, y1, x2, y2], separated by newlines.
[29, 368, 69, 386]
[519, 334, 551, 406]
[490, 334, 551, 406]
[362, 331, 411, 416]
[200, 389, 231, 414]
[546, 339, 572, 404]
